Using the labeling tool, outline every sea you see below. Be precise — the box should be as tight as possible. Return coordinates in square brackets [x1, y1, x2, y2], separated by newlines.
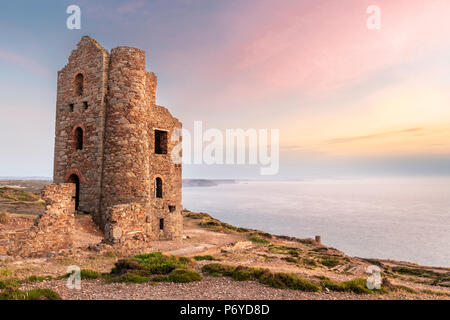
[183, 177, 450, 267]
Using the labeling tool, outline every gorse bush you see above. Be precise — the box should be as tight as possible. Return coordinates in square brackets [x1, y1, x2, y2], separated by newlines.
[132, 252, 188, 275]
[109, 252, 200, 284]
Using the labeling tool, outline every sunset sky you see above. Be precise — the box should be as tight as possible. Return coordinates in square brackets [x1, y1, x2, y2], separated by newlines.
[1, 0, 450, 178]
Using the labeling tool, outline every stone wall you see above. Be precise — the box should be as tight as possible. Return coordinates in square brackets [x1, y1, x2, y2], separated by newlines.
[148, 105, 183, 240]
[104, 203, 153, 244]
[1, 184, 75, 257]
[99, 47, 152, 229]
[53, 36, 109, 216]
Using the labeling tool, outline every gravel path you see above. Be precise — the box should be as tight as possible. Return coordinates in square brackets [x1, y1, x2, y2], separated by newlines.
[20, 277, 426, 300]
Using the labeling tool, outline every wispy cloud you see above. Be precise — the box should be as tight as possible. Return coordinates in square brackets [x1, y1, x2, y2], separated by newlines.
[326, 128, 425, 145]
[0, 49, 50, 76]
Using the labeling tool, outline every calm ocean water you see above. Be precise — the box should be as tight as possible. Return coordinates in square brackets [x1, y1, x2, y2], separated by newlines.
[183, 178, 450, 267]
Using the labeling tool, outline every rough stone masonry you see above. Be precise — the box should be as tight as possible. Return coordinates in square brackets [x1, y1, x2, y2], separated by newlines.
[52, 36, 183, 243]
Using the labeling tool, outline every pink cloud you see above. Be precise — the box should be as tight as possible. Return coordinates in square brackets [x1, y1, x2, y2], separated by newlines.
[205, 0, 450, 97]
[0, 49, 50, 76]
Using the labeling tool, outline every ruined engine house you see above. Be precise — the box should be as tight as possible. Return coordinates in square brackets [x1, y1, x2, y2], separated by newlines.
[53, 36, 182, 242]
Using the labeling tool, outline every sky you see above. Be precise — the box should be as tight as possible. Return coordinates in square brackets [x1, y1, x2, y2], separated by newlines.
[1, 0, 450, 179]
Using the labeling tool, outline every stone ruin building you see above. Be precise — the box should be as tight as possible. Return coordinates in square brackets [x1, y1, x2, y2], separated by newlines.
[0, 37, 183, 257]
[53, 36, 183, 243]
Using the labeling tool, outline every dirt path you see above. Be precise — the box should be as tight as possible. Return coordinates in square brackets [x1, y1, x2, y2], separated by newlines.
[21, 277, 436, 300]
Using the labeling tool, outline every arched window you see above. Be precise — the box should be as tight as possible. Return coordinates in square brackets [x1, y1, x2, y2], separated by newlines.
[75, 73, 84, 96]
[155, 177, 163, 198]
[74, 127, 83, 150]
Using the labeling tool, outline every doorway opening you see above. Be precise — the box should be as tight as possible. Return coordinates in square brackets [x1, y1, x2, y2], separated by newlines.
[67, 174, 80, 210]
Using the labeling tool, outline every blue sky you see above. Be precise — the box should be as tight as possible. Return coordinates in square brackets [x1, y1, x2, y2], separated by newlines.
[1, 0, 450, 179]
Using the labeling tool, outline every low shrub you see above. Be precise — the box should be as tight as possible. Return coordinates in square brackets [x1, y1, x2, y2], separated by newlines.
[392, 266, 440, 278]
[282, 257, 298, 264]
[185, 211, 212, 219]
[0, 288, 61, 300]
[259, 272, 320, 292]
[202, 263, 319, 292]
[321, 278, 386, 294]
[256, 232, 272, 239]
[297, 238, 315, 245]
[80, 269, 100, 280]
[340, 278, 373, 294]
[168, 269, 202, 283]
[109, 252, 197, 283]
[25, 275, 53, 283]
[301, 258, 317, 267]
[231, 268, 254, 281]
[151, 275, 169, 282]
[321, 279, 347, 292]
[117, 252, 191, 275]
[319, 256, 341, 268]
[0, 278, 21, 289]
[201, 264, 236, 277]
[268, 245, 299, 256]
[193, 255, 218, 261]
[111, 272, 149, 284]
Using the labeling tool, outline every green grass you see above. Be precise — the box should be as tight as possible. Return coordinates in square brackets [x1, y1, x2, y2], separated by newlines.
[60, 269, 101, 280]
[151, 275, 170, 282]
[247, 233, 271, 245]
[391, 266, 441, 278]
[201, 263, 320, 292]
[0, 187, 40, 202]
[301, 258, 317, 267]
[186, 211, 249, 233]
[321, 278, 387, 294]
[109, 273, 149, 284]
[0, 278, 21, 289]
[0, 268, 13, 277]
[184, 211, 212, 219]
[258, 272, 321, 292]
[25, 275, 53, 283]
[0, 288, 61, 300]
[193, 255, 219, 261]
[201, 263, 388, 295]
[281, 257, 298, 264]
[319, 256, 342, 268]
[268, 245, 299, 256]
[80, 269, 100, 280]
[201, 264, 237, 277]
